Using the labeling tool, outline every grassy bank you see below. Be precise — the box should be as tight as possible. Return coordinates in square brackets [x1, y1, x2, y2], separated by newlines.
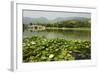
[23, 36, 91, 62]
[46, 27, 90, 31]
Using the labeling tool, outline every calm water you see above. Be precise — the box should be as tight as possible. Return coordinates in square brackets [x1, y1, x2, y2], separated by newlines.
[23, 29, 91, 41]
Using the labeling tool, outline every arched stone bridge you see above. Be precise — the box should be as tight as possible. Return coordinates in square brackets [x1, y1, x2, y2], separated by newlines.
[28, 25, 46, 31]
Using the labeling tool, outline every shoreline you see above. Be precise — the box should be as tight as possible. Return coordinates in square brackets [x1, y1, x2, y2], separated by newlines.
[46, 27, 90, 31]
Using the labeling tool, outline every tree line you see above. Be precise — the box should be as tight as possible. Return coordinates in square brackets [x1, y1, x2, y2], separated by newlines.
[23, 20, 90, 31]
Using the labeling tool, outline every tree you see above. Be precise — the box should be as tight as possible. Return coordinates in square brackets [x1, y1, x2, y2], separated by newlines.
[29, 23, 33, 26]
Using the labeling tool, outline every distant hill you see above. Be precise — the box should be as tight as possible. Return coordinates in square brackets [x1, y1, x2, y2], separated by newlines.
[23, 17, 33, 24]
[23, 17, 90, 24]
[54, 17, 90, 22]
[23, 17, 49, 24]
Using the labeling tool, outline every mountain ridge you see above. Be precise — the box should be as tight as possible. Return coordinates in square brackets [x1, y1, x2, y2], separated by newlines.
[23, 17, 90, 24]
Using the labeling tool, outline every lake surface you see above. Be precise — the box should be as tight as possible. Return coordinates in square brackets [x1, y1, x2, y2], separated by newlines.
[23, 29, 91, 41]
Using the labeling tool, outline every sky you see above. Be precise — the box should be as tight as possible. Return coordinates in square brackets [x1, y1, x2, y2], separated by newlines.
[23, 10, 91, 20]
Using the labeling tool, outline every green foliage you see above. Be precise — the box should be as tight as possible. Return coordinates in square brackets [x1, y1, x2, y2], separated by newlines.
[26, 20, 90, 28]
[23, 24, 28, 32]
[23, 36, 91, 62]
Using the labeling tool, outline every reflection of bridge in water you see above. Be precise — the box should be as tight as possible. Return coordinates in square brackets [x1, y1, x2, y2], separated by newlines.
[28, 25, 46, 31]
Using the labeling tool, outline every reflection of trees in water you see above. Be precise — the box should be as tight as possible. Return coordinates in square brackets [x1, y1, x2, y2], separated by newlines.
[45, 29, 90, 37]
[23, 29, 91, 41]
[40, 29, 90, 40]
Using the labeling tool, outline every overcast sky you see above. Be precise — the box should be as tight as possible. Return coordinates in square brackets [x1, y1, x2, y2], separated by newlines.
[23, 10, 91, 20]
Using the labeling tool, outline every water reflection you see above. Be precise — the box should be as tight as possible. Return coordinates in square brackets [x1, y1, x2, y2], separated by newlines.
[23, 29, 91, 41]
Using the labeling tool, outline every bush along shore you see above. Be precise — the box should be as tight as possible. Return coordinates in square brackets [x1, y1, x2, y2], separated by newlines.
[23, 36, 91, 62]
